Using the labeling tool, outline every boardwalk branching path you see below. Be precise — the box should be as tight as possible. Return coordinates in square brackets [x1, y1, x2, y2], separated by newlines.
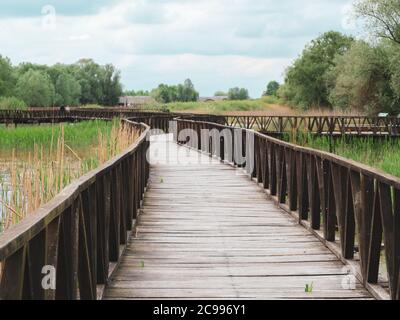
[104, 135, 372, 300]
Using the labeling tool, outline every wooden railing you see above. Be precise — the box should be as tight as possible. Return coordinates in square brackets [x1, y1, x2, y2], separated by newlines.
[176, 119, 400, 300]
[4, 109, 400, 136]
[2, 111, 400, 299]
[0, 109, 226, 127]
[0, 108, 161, 122]
[223, 115, 400, 136]
[0, 119, 150, 300]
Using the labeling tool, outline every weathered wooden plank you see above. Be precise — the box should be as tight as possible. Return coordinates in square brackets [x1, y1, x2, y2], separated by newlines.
[104, 137, 372, 300]
[105, 287, 371, 299]
[107, 274, 354, 288]
[119, 254, 338, 264]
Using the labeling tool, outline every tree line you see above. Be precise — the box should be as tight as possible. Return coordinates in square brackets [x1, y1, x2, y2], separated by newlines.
[277, 0, 400, 115]
[0, 58, 123, 109]
[150, 79, 200, 103]
[123, 81, 250, 103]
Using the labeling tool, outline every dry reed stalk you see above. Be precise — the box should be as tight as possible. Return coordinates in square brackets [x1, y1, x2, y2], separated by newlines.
[0, 121, 141, 232]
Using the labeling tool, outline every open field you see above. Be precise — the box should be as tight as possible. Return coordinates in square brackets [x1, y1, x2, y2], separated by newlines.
[141, 97, 293, 115]
[137, 97, 365, 116]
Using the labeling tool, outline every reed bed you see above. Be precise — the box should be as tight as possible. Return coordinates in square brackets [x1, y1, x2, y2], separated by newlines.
[0, 120, 140, 233]
[0, 120, 114, 151]
[290, 133, 400, 178]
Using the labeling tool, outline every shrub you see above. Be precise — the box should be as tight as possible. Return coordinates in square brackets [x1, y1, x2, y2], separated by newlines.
[228, 87, 249, 100]
[0, 96, 28, 110]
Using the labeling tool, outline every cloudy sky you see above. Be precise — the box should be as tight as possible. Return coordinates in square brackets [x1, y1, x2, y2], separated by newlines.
[0, 0, 358, 97]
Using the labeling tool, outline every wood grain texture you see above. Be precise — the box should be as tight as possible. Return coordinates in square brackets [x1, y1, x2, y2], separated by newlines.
[103, 135, 372, 300]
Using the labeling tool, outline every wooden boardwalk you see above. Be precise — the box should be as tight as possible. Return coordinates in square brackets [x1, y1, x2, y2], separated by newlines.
[103, 135, 373, 300]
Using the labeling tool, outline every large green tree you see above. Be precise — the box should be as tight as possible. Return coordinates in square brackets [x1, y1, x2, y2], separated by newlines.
[355, 0, 400, 44]
[0, 56, 123, 107]
[70, 59, 122, 106]
[72, 59, 104, 104]
[0, 55, 15, 97]
[265, 81, 280, 96]
[388, 43, 400, 99]
[55, 72, 82, 106]
[281, 31, 354, 109]
[15, 62, 49, 77]
[177, 79, 199, 102]
[152, 79, 199, 103]
[15, 69, 55, 107]
[100, 64, 123, 105]
[327, 41, 399, 113]
[228, 87, 249, 100]
[152, 84, 176, 103]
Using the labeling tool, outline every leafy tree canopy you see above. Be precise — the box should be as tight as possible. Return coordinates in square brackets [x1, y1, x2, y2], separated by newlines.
[228, 87, 249, 100]
[265, 81, 280, 96]
[0, 55, 15, 97]
[152, 79, 199, 103]
[327, 40, 400, 114]
[55, 72, 82, 106]
[15, 69, 55, 107]
[5, 58, 123, 107]
[280, 31, 354, 109]
[355, 0, 400, 44]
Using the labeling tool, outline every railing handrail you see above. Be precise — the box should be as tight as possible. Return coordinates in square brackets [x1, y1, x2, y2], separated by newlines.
[2, 109, 400, 120]
[176, 118, 400, 300]
[222, 114, 400, 135]
[0, 119, 149, 260]
[179, 118, 400, 188]
[223, 114, 400, 119]
[1, 112, 399, 299]
[0, 118, 152, 300]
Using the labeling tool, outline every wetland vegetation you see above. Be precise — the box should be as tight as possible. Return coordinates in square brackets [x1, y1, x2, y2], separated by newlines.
[292, 134, 400, 178]
[0, 120, 139, 232]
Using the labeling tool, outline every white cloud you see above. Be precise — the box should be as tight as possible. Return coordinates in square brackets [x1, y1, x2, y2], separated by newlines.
[341, 1, 357, 31]
[68, 34, 91, 41]
[119, 54, 290, 97]
[0, 0, 355, 96]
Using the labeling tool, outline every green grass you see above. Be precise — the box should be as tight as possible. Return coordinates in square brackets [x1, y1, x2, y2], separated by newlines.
[260, 95, 282, 104]
[293, 134, 400, 178]
[0, 120, 116, 151]
[305, 282, 314, 293]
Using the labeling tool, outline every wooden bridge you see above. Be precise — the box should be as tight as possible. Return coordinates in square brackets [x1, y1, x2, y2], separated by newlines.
[103, 134, 371, 300]
[0, 111, 399, 300]
[223, 115, 400, 136]
[1, 109, 400, 136]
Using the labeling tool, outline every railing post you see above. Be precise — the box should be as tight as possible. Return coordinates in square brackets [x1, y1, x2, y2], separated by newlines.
[268, 142, 277, 196]
[296, 152, 309, 221]
[97, 172, 111, 284]
[306, 155, 320, 230]
[220, 133, 225, 162]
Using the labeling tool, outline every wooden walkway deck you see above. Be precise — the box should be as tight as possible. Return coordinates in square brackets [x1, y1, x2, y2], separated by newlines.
[103, 135, 373, 300]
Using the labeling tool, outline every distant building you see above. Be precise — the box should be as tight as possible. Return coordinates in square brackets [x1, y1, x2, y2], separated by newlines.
[119, 96, 156, 107]
[198, 96, 229, 102]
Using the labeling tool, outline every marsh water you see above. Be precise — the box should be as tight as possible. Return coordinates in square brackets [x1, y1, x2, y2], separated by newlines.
[0, 121, 115, 232]
[0, 147, 96, 232]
